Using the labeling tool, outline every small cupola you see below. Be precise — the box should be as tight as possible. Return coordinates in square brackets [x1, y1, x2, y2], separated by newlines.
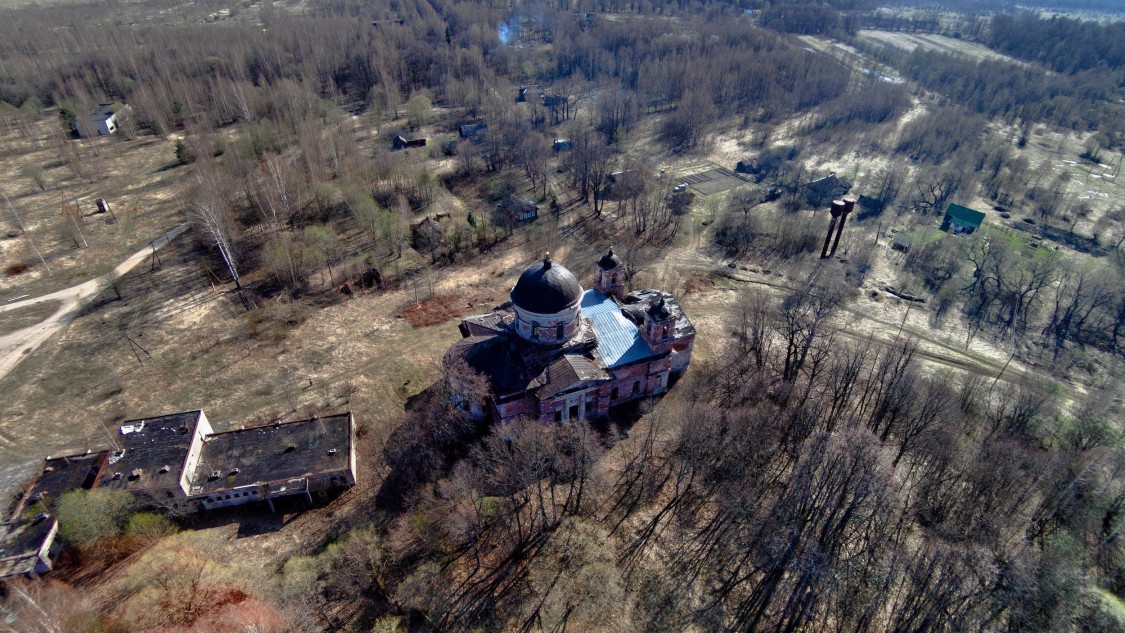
[641, 295, 676, 353]
[594, 248, 625, 299]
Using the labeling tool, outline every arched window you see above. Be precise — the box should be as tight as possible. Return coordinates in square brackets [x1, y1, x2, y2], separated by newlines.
[556, 322, 565, 340]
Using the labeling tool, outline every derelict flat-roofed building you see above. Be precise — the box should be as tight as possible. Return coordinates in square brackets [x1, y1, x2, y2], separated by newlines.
[91, 410, 355, 513]
[95, 410, 213, 511]
[0, 411, 356, 580]
[187, 413, 356, 511]
[9, 450, 109, 521]
[445, 250, 695, 424]
[0, 516, 59, 580]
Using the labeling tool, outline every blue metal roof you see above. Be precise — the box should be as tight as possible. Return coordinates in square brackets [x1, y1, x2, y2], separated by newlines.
[580, 289, 620, 316]
[581, 289, 654, 368]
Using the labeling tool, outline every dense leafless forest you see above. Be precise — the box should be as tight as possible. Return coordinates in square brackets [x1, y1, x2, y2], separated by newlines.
[1, 0, 1125, 630]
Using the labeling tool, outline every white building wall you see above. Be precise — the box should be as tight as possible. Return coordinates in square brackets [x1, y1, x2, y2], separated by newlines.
[95, 115, 117, 135]
[179, 411, 214, 495]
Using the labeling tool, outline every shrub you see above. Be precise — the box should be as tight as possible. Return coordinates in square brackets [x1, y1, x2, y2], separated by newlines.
[124, 512, 179, 541]
[56, 489, 134, 549]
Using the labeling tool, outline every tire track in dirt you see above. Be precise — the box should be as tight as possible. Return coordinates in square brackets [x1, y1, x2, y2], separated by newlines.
[0, 222, 191, 383]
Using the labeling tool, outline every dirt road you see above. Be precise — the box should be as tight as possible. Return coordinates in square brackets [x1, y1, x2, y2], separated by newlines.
[0, 222, 191, 383]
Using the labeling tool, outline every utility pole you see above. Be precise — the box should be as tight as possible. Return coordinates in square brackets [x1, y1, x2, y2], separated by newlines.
[3, 192, 51, 274]
[61, 195, 87, 247]
[896, 301, 912, 339]
[985, 348, 1021, 398]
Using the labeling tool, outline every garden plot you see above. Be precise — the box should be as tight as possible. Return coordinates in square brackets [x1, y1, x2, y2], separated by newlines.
[678, 167, 752, 196]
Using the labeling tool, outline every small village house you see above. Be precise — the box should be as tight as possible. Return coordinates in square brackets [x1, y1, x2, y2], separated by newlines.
[77, 103, 127, 137]
[459, 122, 487, 140]
[496, 195, 539, 225]
[941, 203, 985, 234]
[803, 172, 852, 208]
[392, 135, 427, 150]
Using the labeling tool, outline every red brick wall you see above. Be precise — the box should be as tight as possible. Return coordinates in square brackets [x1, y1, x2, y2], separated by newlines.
[496, 397, 537, 422]
[491, 345, 691, 424]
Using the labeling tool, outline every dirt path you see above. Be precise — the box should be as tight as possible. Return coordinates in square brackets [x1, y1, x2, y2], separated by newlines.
[0, 222, 191, 382]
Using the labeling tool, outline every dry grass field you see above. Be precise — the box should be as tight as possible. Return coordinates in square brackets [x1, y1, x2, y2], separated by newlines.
[0, 300, 59, 336]
[0, 117, 187, 300]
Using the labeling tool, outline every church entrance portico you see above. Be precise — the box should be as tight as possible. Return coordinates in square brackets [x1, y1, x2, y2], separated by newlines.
[548, 385, 596, 422]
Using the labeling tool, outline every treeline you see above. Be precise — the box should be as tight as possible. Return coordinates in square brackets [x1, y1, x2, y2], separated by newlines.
[0, 0, 520, 132]
[987, 13, 1125, 75]
[548, 17, 850, 122]
[348, 278, 1125, 631]
[0, 0, 849, 130]
[759, 5, 860, 36]
[894, 48, 1123, 142]
[904, 229, 1125, 359]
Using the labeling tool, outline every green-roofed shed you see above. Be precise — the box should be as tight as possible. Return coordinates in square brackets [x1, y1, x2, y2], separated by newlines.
[941, 203, 985, 235]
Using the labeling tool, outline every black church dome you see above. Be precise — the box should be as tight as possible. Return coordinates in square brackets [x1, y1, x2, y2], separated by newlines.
[510, 257, 583, 314]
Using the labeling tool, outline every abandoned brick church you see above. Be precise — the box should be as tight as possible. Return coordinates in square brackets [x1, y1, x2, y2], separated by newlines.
[445, 250, 695, 423]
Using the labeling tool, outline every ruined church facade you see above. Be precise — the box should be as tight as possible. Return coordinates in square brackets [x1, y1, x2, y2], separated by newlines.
[445, 250, 695, 424]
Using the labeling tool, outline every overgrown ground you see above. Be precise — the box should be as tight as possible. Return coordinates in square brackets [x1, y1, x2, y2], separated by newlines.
[0, 13, 1122, 631]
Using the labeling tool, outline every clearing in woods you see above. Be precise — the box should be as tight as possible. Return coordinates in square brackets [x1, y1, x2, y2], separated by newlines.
[0, 119, 187, 301]
[856, 29, 1037, 66]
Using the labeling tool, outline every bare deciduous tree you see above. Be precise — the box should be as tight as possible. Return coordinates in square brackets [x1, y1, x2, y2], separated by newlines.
[187, 161, 241, 288]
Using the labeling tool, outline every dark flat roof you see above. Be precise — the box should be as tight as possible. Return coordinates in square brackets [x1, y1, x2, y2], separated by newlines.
[188, 414, 352, 495]
[89, 103, 118, 120]
[0, 516, 56, 579]
[96, 411, 203, 493]
[11, 451, 108, 520]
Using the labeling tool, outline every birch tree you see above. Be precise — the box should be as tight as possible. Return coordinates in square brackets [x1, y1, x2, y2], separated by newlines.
[188, 163, 241, 288]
